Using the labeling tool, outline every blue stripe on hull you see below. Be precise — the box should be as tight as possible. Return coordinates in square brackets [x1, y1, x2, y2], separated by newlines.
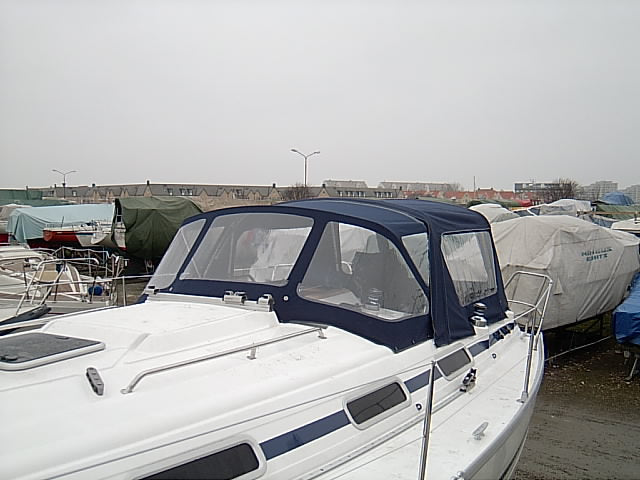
[259, 322, 516, 459]
[260, 411, 350, 459]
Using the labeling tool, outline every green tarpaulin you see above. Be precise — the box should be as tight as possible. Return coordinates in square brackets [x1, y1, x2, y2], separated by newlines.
[0, 189, 43, 202]
[593, 203, 640, 220]
[0, 189, 70, 207]
[114, 197, 203, 261]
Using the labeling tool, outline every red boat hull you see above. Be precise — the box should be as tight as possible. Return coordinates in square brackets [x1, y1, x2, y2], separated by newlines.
[43, 230, 80, 244]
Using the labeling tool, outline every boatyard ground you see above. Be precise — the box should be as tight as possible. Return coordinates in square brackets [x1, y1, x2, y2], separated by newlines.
[514, 331, 640, 480]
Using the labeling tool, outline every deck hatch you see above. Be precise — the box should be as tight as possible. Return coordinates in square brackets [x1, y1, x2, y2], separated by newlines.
[142, 442, 260, 480]
[0, 332, 104, 371]
[346, 382, 407, 425]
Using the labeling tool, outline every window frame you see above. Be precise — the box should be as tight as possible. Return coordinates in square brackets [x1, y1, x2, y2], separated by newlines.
[298, 221, 429, 322]
[434, 343, 473, 380]
[147, 219, 207, 291]
[179, 213, 314, 286]
[343, 378, 411, 430]
[401, 232, 430, 287]
[135, 437, 266, 480]
[440, 230, 498, 307]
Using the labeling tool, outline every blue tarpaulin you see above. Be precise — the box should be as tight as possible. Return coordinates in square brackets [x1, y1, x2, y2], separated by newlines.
[7, 204, 114, 243]
[614, 273, 640, 346]
[601, 191, 634, 206]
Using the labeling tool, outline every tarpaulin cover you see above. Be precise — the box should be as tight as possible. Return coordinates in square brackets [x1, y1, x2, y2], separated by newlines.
[601, 191, 634, 206]
[114, 197, 202, 261]
[614, 273, 640, 346]
[0, 204, 30, 224]
[0, 189, 42, 202]
[612, 218, 640, 236]
[7, 204, 114, 243]
[492, 216, 640, 329]
[581, 214, 616, 229]
[593, 204, 639, 221]
[539, 199, 592, 216]
[469, 203, 519, 223]
[0, 189, 70, 207]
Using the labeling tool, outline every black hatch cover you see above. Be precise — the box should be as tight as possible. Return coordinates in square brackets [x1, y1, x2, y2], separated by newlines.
[0, 332, 104, 371]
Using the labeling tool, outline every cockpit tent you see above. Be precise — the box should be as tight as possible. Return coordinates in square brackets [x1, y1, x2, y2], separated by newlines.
[159, 198, 508, 349]
[7, 204, 114, 243]
[492, 216, 640, 330]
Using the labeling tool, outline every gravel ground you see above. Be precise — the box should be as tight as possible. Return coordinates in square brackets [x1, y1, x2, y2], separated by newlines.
[514, 332, 640, 480]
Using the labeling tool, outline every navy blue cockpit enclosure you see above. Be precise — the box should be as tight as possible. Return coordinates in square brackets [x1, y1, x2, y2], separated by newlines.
[147, 198, 508, 351]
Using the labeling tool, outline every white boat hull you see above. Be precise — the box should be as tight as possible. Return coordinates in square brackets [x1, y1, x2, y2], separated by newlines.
[313, 327, 544, 480]
[1, 300, 543, 480]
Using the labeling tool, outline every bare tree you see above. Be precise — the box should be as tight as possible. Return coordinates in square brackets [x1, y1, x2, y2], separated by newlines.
[281, 183, 312, 201]
[541, 178, 580, 203]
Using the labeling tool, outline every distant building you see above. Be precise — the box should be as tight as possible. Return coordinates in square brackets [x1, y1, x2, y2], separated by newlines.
[323, 179, 369, 189]
[575, 181, 618, 202]
[34, 181, 403, 210]
[378, 181, 458, 192]
[404, 190, 473, 204]
[475, 188, 524, 202]
[515, 181, 571, 204]
[622, 184, 640, 204]
[514, 181, 560, 193]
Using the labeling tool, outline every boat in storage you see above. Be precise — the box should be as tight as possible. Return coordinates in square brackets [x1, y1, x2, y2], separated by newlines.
[6, 203, 114, 246]
[0, 199, 548, 480]
[492, 215, 640, 330]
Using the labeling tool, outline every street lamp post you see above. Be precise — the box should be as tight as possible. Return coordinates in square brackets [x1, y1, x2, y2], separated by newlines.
[290, 149, 320, 187]
[52, 169, 77, 199]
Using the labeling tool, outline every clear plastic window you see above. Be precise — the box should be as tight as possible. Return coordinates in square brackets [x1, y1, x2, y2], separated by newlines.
[402, 233, 429, 286]
[181, 213, 313, 285]
[147, 219, 206, 290]
[441, 231, 497, 306]
[298, 222, 428, 321]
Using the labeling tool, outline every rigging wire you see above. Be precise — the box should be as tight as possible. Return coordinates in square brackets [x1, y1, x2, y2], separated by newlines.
[545, 335, 612, 363]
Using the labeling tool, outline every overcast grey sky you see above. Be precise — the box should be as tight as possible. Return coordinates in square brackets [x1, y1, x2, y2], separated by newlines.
[1, 0, 638, 191]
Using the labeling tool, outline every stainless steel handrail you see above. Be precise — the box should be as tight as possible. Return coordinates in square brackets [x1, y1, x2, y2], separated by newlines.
[504, 271, 552, 402]
[418, 361, 436, 480]
[13, 258, 111, 314]
[120, 326, 327, 394]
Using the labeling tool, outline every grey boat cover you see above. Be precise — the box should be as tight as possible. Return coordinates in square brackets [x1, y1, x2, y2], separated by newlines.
[492, 216, 640, 329]
[538, 199, 592, 216]
[612, 218, 640, 236]
[7, 204, 114, 243]
[469, 203, 519, 223]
